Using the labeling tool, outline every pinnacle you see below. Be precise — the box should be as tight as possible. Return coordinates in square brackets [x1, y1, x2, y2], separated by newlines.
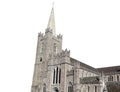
[47, 6, 56, 35]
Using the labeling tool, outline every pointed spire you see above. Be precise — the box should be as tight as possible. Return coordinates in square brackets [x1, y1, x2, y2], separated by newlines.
[47, 4, 56, 35]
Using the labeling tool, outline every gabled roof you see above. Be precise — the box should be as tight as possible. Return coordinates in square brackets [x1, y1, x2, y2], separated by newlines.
[70, 57, 99, 74]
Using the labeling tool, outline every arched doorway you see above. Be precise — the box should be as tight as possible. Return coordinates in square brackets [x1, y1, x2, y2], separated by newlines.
[54, 87, 59, 92]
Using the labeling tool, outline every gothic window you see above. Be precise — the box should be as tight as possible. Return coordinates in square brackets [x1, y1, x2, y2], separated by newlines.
[56, 67, 58, 83]
[53, 43, 57, 53]
[110, 76, 113, 81]
[53, 69, 55, 84]
[111, 76, 113, 81]
[43, 84, 46, 92]
[95, 86, 97, 92]
[53, 67, 61, 84]
[68, 82, 73, 92]
[108, 75, 113, 81]
[117, 75, 119, 81]
[59, 68, 61, 83]
[108, 76, 110, 81]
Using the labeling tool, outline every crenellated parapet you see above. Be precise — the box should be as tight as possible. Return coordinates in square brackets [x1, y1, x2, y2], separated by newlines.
[50, 49, 70, 58]
[57, 34, 62, 39]
[61, 49, 70, 57]
[38, 32, 44, 38]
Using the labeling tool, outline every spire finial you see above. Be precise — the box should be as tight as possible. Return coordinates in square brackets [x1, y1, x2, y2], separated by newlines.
[52, 2, 54, 7]
[47, 3, 56, 35]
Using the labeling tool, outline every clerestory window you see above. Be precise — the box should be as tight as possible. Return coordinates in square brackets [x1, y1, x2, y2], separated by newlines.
[59, 68, 61, 83]
[117, 75, 119, 81]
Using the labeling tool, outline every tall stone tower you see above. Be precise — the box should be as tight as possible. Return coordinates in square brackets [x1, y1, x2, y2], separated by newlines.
[31, 7, 69, 92]
[31, 5, 107, 92]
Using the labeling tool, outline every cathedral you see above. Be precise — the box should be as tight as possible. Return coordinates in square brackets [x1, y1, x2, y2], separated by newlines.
[31, 7, 120, 92]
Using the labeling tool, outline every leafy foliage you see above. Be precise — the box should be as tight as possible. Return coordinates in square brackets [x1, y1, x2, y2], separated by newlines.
[106, 82, 120, 92]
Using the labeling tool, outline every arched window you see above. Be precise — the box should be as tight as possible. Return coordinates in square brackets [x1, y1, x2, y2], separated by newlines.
[56, 67, 58, 83]
[111, 76, 113, 81]
[59, 68, 61, 83]
[109, 75, 113, 81]
[53, 69, 55, 84]
[117, 75, 119, 81]
[53, 67, 61, 84]
[95, 86, 97, 92]
[43, 84, 46, 92]
[68, 82, 73, 92]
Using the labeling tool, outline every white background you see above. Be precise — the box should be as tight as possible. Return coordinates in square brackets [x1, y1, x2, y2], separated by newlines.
[0, 0, 120, 92]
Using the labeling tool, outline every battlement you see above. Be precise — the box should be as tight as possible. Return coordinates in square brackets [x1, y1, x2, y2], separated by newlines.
[57, 34, 62, 39]
[38, 32, 44, 38]
[61, 49, 70, 57]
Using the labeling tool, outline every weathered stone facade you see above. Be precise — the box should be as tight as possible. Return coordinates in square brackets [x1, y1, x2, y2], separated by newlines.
[31, 7, 120, 92]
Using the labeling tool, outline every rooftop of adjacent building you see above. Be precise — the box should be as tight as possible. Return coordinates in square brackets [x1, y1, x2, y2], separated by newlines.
[70, 57, 120, 75]
[97, 65, 120, 73]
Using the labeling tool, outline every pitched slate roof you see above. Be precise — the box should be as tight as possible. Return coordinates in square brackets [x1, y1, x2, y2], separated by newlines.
[70, 57, 99, 74]
[97, 65, 120, 74]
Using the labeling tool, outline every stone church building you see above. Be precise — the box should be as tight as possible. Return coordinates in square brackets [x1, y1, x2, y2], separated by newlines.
[31, 7, 120, 92]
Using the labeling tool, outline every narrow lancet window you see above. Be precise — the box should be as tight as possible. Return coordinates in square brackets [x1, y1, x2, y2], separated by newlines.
[56, 67, 58, 83]
[117, 75, 119, 81]
[59, 68, 61, 83]
[108, 77, 109, 81]
[111, 76, 113, 81]
[53, 69, 55, 84]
